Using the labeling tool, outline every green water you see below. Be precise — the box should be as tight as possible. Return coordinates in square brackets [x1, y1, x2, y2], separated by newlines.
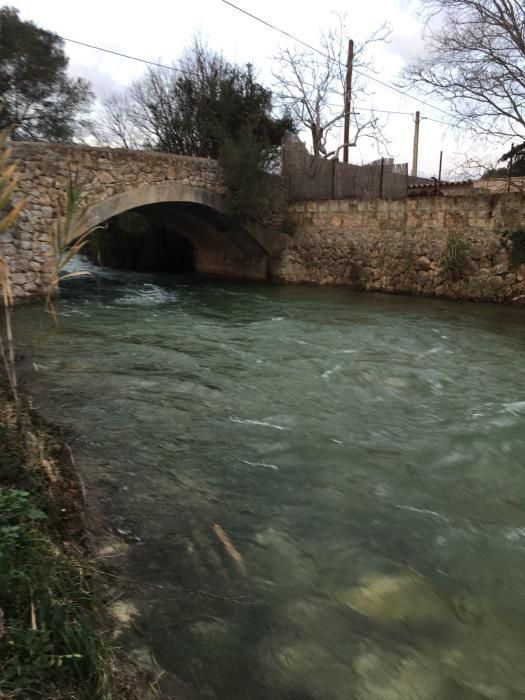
[13, 260, 525, 699]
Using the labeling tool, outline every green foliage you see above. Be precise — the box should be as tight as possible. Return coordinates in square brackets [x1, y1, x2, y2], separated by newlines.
[0, 483, 113, 699]
[440, 231, 470, 281]
[500, 142, 525, 176]
[109, 40, 293, 159]
[480, 166, 509, 179]
[218, 125, 282, 220]
[0, 422, 29, 489]
[0, 6, 92, 141]
[161, 60, 292, 158]
[508, 229, 525, 267]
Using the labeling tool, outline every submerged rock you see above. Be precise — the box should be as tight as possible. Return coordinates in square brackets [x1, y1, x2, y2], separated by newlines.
[354, 647, 445, 699]
[108, 599, 139, 625]
[190, 618, 232, 650]
[253, 527, 316, 587]
[336, 571, 452, 624]
[263, 639, 354, 700]
[108, 598, 140, 638]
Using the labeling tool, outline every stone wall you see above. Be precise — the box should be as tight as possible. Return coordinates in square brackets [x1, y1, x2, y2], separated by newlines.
[4, 140, 525, 305]
[2, 142, 225, 298]
[272, 193, 525, 303]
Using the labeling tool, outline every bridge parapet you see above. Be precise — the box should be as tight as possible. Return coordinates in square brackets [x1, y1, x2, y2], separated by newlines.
[1, 142, 286, 298]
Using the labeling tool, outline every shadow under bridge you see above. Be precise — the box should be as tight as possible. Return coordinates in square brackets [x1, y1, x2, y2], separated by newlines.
[77, 182, 287, 280]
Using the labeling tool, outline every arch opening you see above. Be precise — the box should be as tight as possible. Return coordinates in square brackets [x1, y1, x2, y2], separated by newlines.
[74, 182, 285, 282]
[86, 208, 196, 274]
[82, 198, 270, 281]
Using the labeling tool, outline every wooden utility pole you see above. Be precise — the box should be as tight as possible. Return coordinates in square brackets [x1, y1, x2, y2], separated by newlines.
[343, 39, 354, 164]
[508, 142, 514, 193]
[411, 110, 420, 177]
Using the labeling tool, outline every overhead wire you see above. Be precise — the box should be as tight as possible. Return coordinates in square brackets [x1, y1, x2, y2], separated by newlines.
[59, 35, 453, 128]
[58, 35, 189, 75]
[219, 0, 455, 121]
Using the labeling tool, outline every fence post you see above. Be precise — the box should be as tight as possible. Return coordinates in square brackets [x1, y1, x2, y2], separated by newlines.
[331, 159, 336, 199]
[379, 157, 385, 199]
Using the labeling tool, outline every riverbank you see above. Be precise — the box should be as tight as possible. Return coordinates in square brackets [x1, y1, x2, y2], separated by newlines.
[0, 382, 155, 699]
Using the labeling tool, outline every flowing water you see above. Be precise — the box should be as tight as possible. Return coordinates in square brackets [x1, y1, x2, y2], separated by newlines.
[13, 259, 525, 699]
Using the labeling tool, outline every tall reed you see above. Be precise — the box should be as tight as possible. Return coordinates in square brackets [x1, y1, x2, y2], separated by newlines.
[47, 175, 95, 324]
[0, 129, 24, 410]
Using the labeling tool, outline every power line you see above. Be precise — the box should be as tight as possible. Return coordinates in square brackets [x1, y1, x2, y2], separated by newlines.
[58, 35, 188, 75]
[60, 30, 454, 128]
[219, 0, 454, 121]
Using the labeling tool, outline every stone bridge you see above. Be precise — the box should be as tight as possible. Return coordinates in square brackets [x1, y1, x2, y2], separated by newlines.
[3, 142, 288, 298]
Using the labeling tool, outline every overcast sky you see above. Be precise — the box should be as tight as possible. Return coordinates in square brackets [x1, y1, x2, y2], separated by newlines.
[11, 0, 501, 177]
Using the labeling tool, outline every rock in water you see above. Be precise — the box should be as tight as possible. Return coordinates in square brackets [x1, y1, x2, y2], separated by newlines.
[336, 572, 452, 624]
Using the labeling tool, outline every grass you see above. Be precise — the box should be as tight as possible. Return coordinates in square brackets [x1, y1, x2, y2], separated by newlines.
[0, 127, 24, 410]
[0, 395, 115, 700]
[47, 174, 97, 325]
[440, 231, 470, 282]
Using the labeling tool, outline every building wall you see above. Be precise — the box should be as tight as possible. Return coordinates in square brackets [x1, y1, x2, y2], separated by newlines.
[473, 177, 525, 193]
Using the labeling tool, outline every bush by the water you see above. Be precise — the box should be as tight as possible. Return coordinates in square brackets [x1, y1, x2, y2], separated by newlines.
[440, 231, 470, 281]
[508, 229, 525, 267]
[0, 412, 113, 700]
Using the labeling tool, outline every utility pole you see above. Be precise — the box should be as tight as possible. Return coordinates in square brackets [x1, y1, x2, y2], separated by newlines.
[343, 39, 354, 164]
[508, 142, 514, 193]
[411, 110, 420, 177]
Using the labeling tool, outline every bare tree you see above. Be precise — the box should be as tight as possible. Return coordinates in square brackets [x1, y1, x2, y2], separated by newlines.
[94, 92, 145, 149]
[94, 38, 292, 159]
[402, 0, 525, 143]
[94, 38, 232, 151]
[273, 15, 391, 158]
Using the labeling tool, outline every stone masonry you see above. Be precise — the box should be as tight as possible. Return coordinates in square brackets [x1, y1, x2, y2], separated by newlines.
[273, 193, 525, 303]
[3, 141, 525, 304]
[2, 142, 226, 298]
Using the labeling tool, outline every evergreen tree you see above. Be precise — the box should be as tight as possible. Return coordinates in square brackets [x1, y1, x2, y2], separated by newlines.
[0, 6, 92, 141]
[99, 40, 293, 159]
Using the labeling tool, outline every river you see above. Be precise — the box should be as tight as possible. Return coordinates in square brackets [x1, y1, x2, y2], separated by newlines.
[13, 259, 525, 699]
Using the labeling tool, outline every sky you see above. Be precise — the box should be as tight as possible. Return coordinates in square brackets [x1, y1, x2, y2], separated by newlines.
[10, 0, 503, 178]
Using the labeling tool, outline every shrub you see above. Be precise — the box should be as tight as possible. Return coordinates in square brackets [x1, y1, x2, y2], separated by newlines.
[440, 231, 470, 281]
[508, 229, 525, 266]
[218, 125, 282, 221]
[0, 485, 113, 699]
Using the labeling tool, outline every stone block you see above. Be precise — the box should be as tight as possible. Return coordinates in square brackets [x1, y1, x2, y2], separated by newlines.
[97, 170, 115, 184]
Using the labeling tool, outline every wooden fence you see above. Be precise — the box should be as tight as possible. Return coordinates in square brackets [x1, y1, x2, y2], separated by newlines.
[284, 139, 409, 201]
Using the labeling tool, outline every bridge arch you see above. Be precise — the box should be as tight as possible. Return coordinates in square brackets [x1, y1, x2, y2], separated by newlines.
[81, 182, 232, 243]
[78, 182, 284, 280]
[4, 142, 288, 298]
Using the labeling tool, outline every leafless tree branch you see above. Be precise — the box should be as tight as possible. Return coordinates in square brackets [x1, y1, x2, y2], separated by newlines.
[272, 13, 391, 158]
[402, 0, 525, 145]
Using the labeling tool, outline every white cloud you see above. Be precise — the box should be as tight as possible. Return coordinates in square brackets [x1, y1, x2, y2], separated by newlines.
[9, 0, 502, 176]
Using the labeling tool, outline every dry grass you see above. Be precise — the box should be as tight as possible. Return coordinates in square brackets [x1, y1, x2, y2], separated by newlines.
[0, 128, 24, 410]
[47, 176, 97, 325]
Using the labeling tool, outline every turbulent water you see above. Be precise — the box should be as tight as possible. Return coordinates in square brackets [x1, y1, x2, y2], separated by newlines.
[13, 259, 525, 699]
